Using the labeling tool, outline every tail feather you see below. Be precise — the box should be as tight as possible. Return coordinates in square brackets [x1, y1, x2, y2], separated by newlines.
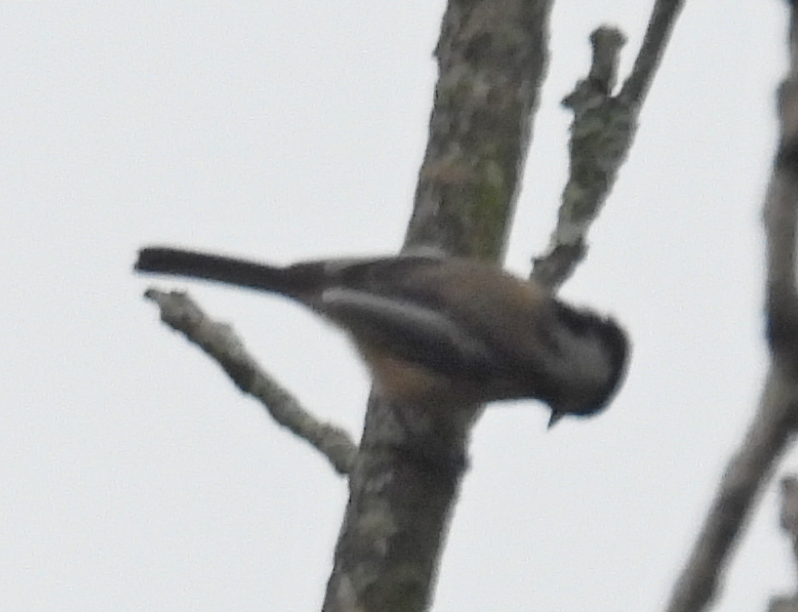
[135, 247, 319, 298]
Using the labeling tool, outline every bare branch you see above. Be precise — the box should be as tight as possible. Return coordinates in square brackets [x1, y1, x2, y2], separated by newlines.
[532, 24, 632, 290]
[664, 7, 798, 612]
[619, 0, 685, 106]
[770, 475, 798, 611]
[405, 0, 552, 261]
[771, 593, 798, 612]
[665, 373, 797, 612]
[533, 0, 686, 290]
[143, 288, 358, 476]
[323, 1, 554, 610]
[780, 475, 798, 570]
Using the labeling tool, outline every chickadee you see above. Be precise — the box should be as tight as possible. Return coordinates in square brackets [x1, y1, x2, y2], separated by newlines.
[135, 247, 628, 426]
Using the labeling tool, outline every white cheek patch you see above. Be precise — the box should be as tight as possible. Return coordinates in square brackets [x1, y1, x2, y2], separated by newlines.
[548, 327, 614, 396]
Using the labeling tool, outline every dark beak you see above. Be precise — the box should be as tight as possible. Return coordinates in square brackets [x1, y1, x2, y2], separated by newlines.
[547, 411, 563, 429]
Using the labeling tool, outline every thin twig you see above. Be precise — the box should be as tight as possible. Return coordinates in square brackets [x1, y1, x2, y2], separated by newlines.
[619, 0, 685, 105]
[532, 0, 686, 290]
[769, 475, 798, 610]
[665, 373, 797, 612]
[143, 288, 358, 475]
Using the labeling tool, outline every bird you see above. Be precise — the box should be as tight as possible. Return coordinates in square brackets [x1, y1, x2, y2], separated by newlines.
[135, 246, 629, 427]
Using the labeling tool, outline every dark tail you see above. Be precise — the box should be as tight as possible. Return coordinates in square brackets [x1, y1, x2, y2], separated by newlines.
[135, 247, 321, 298]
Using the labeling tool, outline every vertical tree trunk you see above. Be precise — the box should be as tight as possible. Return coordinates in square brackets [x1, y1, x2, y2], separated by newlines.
[322, 2, 553, 611]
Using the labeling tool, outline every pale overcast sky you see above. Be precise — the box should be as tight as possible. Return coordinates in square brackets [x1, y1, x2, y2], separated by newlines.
[0, 1, 789, 611]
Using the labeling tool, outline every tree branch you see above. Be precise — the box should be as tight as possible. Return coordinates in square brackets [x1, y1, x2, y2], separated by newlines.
[619, 0, 685, 106]
[770, 474, 798, 611]
[404, 0, 552, 262]
[143, 289, 358, 476]
[322, 1, 553, 610]
[665, 372, 797, 612]
[665, 6, 798, 611]
[533, 0, 686, 290]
